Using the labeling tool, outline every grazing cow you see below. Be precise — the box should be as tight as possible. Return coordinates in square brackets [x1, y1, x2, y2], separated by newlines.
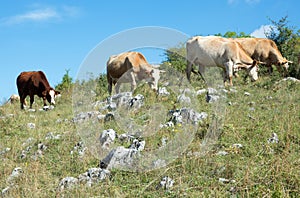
[16, 71, 60, 109]
[106, 51, 164, 94]
[235, 38, 292, 75]
[186, 36, 259, 86]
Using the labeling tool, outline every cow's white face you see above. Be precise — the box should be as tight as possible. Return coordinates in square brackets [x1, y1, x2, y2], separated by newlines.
[147, 68, 161, 91]
[282, 62, 289, 72]
[49, 89, 56, 105]
[249, 65, 259, 81]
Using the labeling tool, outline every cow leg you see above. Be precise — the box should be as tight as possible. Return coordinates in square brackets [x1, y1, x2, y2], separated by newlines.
[29, 94, 34, 109]
[43, 97, 47, 106]
[225, 62, 234, 86]
[186, 60, 193, 82]
[20, 97, 25, 109]
[130, 71, 137, 92]
[115, 83, 121, 94]
[268, 65, 274, 74]
[222, 70, 228, 86]
[198, 65, 207, 83]
[107, 75, 113, 95]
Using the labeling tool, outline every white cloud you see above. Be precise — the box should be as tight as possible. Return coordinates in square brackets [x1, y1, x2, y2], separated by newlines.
[1, 5, 80, 25]
[250, 25, 273, 38]
[2, 8, 58, 25]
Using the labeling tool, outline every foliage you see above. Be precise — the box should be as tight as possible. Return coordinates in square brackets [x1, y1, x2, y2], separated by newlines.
[163, 43, 186, 73]
[215, 31, 251, 38]
[266, 16, 300, 78]
[55, 69, 73, 92]
[95, 73, 109, 99]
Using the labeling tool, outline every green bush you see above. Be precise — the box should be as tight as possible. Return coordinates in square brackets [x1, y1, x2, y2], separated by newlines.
[55, 69, 73, 92]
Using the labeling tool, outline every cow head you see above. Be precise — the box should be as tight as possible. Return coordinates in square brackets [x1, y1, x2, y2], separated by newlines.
[248, 60, 259, 81]
[146, 68, 161, 91]
[140, 64, 165, 92]
[278, 58, 292, 75]
[44, 88, 61, 105]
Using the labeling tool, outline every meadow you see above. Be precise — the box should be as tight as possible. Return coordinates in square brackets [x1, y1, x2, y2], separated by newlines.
[0, 68, 299, 197]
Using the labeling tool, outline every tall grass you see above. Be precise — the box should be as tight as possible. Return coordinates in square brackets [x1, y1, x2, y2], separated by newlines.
[0, 74, 299, 197]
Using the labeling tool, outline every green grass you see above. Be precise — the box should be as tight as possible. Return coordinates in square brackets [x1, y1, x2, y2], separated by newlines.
[0, 74, 299, 197]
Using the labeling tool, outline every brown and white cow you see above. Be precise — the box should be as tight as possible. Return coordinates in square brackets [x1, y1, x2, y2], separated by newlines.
[16, 71, 60, 109]
[106, 51, 163, 94]
[186, 36, 259, 86]
[234, 38, 292, 75]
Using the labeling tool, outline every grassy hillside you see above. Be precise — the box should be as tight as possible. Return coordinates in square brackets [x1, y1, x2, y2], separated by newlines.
[0, 73, 299, 197]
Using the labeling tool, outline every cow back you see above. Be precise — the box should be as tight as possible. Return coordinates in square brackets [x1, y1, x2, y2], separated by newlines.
[17, 71, 52, 95]
[107, 51, 151, 79]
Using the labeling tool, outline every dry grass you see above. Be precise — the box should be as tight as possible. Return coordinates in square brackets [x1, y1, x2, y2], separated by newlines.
[0, 73, 299, 197]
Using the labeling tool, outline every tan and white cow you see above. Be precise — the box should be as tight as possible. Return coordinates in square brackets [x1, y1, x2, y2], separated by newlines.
[186, 36, 259, 86]
[106, 51, 163, 94]
[234, 38, 292, 75]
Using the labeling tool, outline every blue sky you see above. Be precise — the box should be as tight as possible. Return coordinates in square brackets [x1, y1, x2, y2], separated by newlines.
[1, 0, 299, 102]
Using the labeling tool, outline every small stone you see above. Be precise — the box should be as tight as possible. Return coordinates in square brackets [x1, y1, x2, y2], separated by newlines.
[244, 92, 250, 96]
[27, 123, 35, 129]
[58, 177, 78, 190]
[158, 176, 174, 190]
[232, 144, 243, 148]
[268, 133, 279, 143]
[196, 89, 207, 95]
[216, 151, 229, 156]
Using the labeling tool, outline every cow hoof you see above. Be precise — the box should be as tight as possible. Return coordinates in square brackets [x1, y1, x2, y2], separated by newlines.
[43, 106, 49, 111]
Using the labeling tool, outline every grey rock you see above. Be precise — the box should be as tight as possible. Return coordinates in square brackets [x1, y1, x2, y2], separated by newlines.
[27, 123, 35, 129]
[1, 186, 10, 196]
[73, 111, 101, 123]
[244, 92, 251, 96]
[78, 168, 110, 187]
[268, 133, 279, 143]
[100, 146, 140, 170]
[129, 139, 145, 151]
[196, 89, 207, 95]
[58, 177, 78, 190]
[45, 132, 61, 140]
[157, 176, 174, 190]
[0, 147, 11, 155]
[216, 151, 229, 156]
[177, 94, 191, 104]
[158, 87, 170, 96]
[7, 167, 23, 184]
[99, 129, 117, 149]
[168, 108, 207, 125]
[152, 159, 167, 168]
[232, 144, 243, 148]
[70, 141, 87, 156]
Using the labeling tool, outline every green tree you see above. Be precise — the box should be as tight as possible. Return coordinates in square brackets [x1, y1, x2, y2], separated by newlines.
[163, 43, 186, 73]
[215, 31, 251, 38]
[266, 16, 300, 78]
[56, 69, 73, 92]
